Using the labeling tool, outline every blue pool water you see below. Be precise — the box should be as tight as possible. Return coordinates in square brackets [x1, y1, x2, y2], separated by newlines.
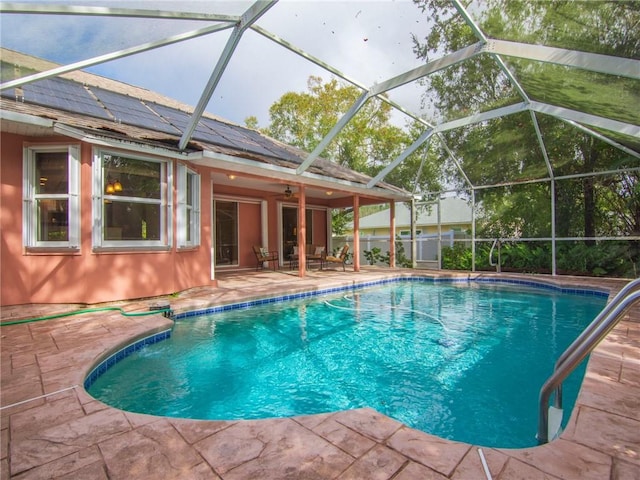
[87, 280, 606, 448]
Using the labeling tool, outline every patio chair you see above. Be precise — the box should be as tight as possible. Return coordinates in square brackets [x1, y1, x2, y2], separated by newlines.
[253, 246, 279, 271]
[324, 244, 349, 271]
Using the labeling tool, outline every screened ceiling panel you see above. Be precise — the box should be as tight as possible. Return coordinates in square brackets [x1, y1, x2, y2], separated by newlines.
[535, 115, 637, 176]
[439, 111, 551, 187]
[255, 1, 432, 88]
[423, 56, 524, 124]
[588, 127, 640, 156]
[0, 0, 637, 195]
[467, 0, 639, 59]
[504, 59, 640, 127]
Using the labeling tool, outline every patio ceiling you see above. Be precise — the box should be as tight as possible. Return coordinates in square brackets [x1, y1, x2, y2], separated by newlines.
[1, 0, 638, 194]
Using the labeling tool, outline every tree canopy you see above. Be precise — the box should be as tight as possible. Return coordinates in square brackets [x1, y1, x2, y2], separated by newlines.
[412, 0, 639, 240]
[246, 75, 441, 194]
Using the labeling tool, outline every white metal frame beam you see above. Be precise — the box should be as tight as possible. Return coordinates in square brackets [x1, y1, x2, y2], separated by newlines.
[0, 23, 234, 91]
[295, 91, 369, 174]
[530, 101, 640, 138]
[487, 39, 640, 80]
[178, 1, 276, 150]
[253, 24, 437, 132]
[295, 41, 485, 174]
[0, 3, 239, 22]
[367, 129, 433, 188]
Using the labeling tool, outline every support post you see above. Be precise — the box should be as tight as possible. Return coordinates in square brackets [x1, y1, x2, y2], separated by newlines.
[297, 185, 306, 277]
[353, 195, 360, 272]
[389, 201, 396, 268]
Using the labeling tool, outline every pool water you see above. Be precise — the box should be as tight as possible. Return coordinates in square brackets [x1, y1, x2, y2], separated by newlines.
[88, 281, 606, 448]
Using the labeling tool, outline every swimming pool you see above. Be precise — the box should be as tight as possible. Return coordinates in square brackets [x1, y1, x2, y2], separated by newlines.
[87, 279, 606, 448]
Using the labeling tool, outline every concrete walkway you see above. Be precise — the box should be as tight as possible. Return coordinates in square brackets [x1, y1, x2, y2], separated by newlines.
[1, 269, 638, 479]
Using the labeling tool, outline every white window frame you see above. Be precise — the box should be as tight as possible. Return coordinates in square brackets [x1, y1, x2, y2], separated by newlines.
[177, 164, 201, 248]
[23, 144, 80, 250]
[92, 149, 172, 249]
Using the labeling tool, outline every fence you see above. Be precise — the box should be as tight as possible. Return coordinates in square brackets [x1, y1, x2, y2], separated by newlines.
[332, 231, 471, 268]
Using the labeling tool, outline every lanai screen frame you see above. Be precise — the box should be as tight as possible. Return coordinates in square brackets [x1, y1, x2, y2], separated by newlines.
[1, 0, 638, 277]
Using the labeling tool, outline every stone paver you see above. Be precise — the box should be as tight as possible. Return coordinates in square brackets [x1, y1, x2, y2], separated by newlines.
[1, 270, 639, 479]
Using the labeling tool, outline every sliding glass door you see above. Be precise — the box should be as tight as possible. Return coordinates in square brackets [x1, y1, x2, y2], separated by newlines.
[215, 200, 238, 266]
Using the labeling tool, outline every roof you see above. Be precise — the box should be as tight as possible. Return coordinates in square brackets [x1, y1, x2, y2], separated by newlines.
[0, 48, 411, 203]
[349, 198, 473, 230]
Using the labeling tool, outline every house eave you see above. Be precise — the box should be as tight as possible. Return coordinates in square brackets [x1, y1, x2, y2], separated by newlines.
[190, 150, 412, 202]
[0, 110, 55, 136]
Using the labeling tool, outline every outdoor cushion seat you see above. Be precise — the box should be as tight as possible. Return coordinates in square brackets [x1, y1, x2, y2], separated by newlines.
[253, 245, 279, 270]
[290, 244, 325, 269]
[324, 244, 349, 271]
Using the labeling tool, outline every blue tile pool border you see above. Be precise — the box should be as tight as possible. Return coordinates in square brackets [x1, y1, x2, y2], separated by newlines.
[173, 275, 609, 321]
[84, 329, 171, 390]
[85, 276, 607, 391]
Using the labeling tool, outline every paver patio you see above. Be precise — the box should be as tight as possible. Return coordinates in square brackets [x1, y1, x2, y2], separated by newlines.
[1, 269, 638, 479]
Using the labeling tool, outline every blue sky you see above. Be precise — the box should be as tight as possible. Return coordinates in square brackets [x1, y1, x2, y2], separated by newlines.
[1, 1, 431, 127]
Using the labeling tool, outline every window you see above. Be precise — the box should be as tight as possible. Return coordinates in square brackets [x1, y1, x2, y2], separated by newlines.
[215, 200, 238, 265]
[177, 164, 200, 248]
[93, 151, 172, 248]
[23, 145, 80, 249]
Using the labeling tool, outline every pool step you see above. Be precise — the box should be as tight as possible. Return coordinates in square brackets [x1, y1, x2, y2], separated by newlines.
[548, 406, 563, 441]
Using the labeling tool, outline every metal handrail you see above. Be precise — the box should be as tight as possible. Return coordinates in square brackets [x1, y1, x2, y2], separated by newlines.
[553, 278, 640, 409]
[537, 278, 640, 443]
[489, 238, 501, 273]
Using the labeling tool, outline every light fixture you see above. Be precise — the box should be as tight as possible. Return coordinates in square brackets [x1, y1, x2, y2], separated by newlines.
[325, 190, 333, 196]
[284, 185, 293, 198]
[227, 174, 236, 180]
[106, 178, 122, 194]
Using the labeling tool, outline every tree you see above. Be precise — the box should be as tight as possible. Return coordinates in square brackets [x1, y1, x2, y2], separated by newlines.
[411, 0, 639, 240]
[248, 75, 441, 194]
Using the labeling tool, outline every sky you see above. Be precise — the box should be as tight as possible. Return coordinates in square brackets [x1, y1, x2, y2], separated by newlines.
[1, 0, 434, 128]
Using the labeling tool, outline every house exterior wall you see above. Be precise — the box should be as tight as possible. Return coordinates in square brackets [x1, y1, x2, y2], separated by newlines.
[359, 223, 470, 237]
[1, 132, 330, 306]
[1, 133, 216, 305]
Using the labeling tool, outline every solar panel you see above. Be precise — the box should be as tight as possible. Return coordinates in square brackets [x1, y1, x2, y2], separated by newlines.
[2, 74, 302, 163]
[240, 127, 305, 163]
[199, 117, 282, 158]
[149, 103, 243, 150]
[17, 77, 111, 120]
[90, 87, 181, 135]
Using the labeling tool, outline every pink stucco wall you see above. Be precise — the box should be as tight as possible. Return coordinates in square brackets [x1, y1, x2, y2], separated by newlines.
[1, 132, 330, 306]
[1, 133, 217, 306]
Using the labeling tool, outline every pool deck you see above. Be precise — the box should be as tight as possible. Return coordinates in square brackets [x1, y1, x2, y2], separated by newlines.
[1, 268, 639, 479]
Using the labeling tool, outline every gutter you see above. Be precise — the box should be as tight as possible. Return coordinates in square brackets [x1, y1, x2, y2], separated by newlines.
[189, 150, 412, 202]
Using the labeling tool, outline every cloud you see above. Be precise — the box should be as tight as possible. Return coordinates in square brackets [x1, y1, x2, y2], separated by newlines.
[1, 0, 431, 128]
